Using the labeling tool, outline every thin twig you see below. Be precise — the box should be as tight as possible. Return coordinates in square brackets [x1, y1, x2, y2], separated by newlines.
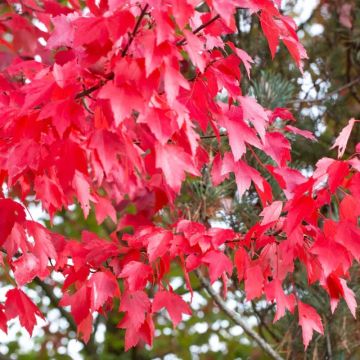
[75, 4, 149, 100]
[177, 14, 221, 46]
[195, 269, 284, 360]
[121, 4, 149, 57]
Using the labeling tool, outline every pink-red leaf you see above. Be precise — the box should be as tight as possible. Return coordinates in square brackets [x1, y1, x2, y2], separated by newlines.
[152, 291, 191, 327]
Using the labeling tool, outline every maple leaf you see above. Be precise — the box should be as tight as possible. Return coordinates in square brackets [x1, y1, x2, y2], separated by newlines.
[260, 11, 279, 58]
[121, 313, 154, 351]
[152, 290, 191, 327]
[0, 304, 7, 334]
[118, 290, 152, 349]
[60, 285, 91, 325]
[339, 195, 360, 224]
[144, 229, 172, 263]
[3, 222, 28, 259]
[265, 279, 295, 322]
[94, 196, 117, 224]
[12, 253, 40, 287]
[221, 106, 262, 161]
[245, 264, 264, 300]
[88, 271, 120, 312]
[98, 82, 144, 126]
[88, 129, 121, 176]
[234, 247, 249, 282]
[34, 174, 66, 218]
[163, 61, 190, 104]
[330, 118, 357, 158]
[326, 274, 357, 317]
[227, 43, 254, 78]
[284, 195, 317, 235]
[26, 221, 57, 276]
[298, 301, 324, 349]
[0, 199, 26, 246]
[155, 143, 200, 193]
[233, 160, 264, 198]
[72, 171, 95, 219]
[183, 30, 206, 73]
[202, 250, 233, 284]
[76, 313, 93, 344]
[239, 96, 268, 141]
[118, 261, 152, 291]
[327, 160, 349, 192]
[263, 132, 291, 167]
[285, 125, 316, 140]
[260, 201, 283, 226]
[5, 288, 45, 335]
[47, 14, 75, 49]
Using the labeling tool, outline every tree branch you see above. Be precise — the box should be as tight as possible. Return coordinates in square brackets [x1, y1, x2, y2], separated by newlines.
[177, 14, 221, 46]
[121, 4, 149, 57]
[34, 278, 99, 360]
[195, 269, 284, 360]
[75, 4, 149, 100]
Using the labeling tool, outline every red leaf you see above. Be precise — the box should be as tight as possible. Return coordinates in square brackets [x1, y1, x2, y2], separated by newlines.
[13, 253, 40, 287]
[234, 247, 249, 282]
[26, 221, 57, 275]
[260, 201, 283, 226]
[331, 118, 356, 158]
[0, 199, 26, 246]
[284, 195, 317, 235]
[184, 30, 206, 73]
[98, 82, 144, 126]
[88, 271, 120, 312]
[263, 132, 291, 167]
[60, 285, 91, 325]
[145, 229, 172, 263]
[222, 106, 262, 161]
[327, 160, 349, 193]
[285, 125, 316, 140]
[155, 144, 200, 193]
[239, 96, 268, 141]
[5, 288, 44, 335]
[0, 304, 7, 334]
[94, 196, 117, 224]
[260, 12, 279, 58]
[118, 290, 152, 350]
[152, 290, 191, 327]
[72, 171, 94, 219]
[265, 279, 295, 321]
[118, 261, 152, 291]
[202, 250, 233, 284]
[245, 264, 264, 300]
[298, 301, 324, 349]
[77, 313, 93, 344]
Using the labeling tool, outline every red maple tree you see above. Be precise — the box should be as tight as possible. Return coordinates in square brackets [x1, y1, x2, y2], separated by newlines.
[0, 0, 359, 356]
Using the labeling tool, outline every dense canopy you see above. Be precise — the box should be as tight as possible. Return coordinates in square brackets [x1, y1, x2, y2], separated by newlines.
[0, 0, 359, 358]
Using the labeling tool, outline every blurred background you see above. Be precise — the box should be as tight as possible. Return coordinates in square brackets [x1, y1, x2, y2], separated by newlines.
[0, 0, 360, 359]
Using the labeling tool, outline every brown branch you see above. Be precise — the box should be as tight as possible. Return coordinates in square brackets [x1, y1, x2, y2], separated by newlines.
[200, 133, 228, 140]
[195, 269, 284, 360]
[34, 278, 100, 360]
[75, 4, 149, 100]
[121, 4, 149, 57]
[177, 14, 221, 46]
